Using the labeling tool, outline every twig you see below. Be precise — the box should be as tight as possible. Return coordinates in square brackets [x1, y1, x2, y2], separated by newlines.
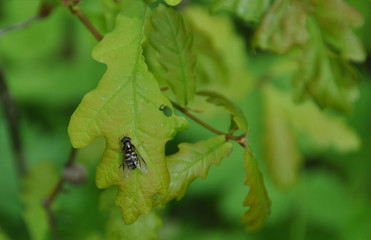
[0, 2, 55, 38]
[68, 5, 103, 41]
[0, 16, 39, 38]
[0, 66, 27, 176]
[43, 148, 77, 240]
[170, 100, 247, 146]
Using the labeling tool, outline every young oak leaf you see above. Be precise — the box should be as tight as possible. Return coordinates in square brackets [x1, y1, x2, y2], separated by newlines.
[197, 91, 248, 132]
[155, 136, 232, 205]
[253, 0, 364, 111]
[242, 149, 271, 231]
[68, 0, 188, 224]
[211, 0, 272, 23]
[263, 86, 302, 189]
[100, 188, 162, 240]
[293, 17, 359, 111]
[149, 5, 196, 107]
[253, 0, 310, 53]
[315, 0, 365, 62]
[106, 209, 162, 240]
[22, 163, 59, 240]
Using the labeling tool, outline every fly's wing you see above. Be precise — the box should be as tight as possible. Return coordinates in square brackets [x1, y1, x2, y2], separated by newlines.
[133, 147, 148, 173]
[122, 149, 131, 178]
[123, 161, 131, 178]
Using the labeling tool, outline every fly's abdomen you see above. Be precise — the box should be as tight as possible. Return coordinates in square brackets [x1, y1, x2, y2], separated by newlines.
[124, 150, 138, 170]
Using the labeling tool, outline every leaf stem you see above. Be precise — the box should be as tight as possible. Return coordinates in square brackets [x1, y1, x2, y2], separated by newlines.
[68, 5, 103, 41]
[170, 100, 247, 146]
[0, 65, 27, 176]
[43, 148, 77, 240]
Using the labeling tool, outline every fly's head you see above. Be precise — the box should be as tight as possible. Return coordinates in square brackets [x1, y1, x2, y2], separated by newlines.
[121, 136, 131, 145]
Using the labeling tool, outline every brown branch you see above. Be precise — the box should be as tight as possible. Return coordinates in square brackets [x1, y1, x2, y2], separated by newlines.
[68, 5, 103, 41]
[0, 66, 27, 176]
[171, 100, 247, 145]
[43, 148, 77, 240]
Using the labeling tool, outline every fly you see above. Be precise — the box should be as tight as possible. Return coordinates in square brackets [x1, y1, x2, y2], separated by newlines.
[120, 136, 148, 178]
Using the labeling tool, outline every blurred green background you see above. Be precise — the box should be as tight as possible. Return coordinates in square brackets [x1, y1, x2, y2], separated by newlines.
[1, 0, 371, 239]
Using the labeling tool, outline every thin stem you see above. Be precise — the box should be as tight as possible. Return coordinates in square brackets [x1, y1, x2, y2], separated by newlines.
[0, 66, 27, 176]
[68, 5, 103, 41]
[0, 16, 39, 38]
[171, 100, 247, 145]
[43, 148, 77, 240]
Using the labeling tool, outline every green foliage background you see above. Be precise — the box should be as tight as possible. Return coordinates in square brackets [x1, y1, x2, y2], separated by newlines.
[0, 0, 371, 239]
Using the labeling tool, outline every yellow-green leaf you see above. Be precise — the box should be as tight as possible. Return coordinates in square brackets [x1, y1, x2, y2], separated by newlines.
[263, 86, 301, 189]
[21, 162, 59, 240]
[157, 136, 232, 204]
[197, 90, 248, 132]
[211, 0, 272, 22]
[315, 0, 365, 62]
[106, 209, 162, 240]
[164, 0, 182, 7]
[100, 187, 162, 240]
[270, 86, 361, 153]
[68, 0, 188, 224]
[184, 6, 254, 101]
[242, 149, 271, 231]
[293, 17, 360, 111]
[149, 6, 196, 107]
[254, 0, 310, 53]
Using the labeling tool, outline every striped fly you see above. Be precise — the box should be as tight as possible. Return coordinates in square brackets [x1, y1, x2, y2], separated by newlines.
[120, 136, 148, 178]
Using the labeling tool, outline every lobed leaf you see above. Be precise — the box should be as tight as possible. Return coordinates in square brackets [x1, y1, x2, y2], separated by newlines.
[184, 6, 254, 100]
[253, 0, 310, 53]
[242, 149, 271, 231]
[191, 25, 228, 86]
[149, 6, 196, 107]
[263, 86, 301, 189]
[269, 86, 361, 153]
[253, 0, 365, 111]
[315, 0, 365, 62]
[293, 17, 359, 111]
[156, 136, 232, 204]
[21, 163, 59, 240]
[164, 0, 182, 7]
[68, 0, 188, 224]
[101, 188, 162, 240]
[211, 0, 272, 23]
[106, 210, 162, 240]
[197, 90, 248, 132]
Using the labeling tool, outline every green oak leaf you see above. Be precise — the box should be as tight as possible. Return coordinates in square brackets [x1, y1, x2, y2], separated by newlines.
[253, 0, 310, 53]
[242, 149, 271, 231]
[191, 24, 228, 86]
[184, 6, 254, 101]
[270, 85, 361, 153]
[197, 91, 248, 132]
[21, 163, 59, 240]
[293, 17, 359, 111]
[211, 0, 272, 23]
[315, 0, 365, 62]
[263, 86, 301, 189]
[262, 85, 360, 188]
[106, 209, 162, 240]
[164, 0, 182, 6]
[155, 136, 232, 204]
[100, 188, 162, 240]
[68, 0, 188, 224]
[149, 5, 196, 107]
[253, 0, 365, 111]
